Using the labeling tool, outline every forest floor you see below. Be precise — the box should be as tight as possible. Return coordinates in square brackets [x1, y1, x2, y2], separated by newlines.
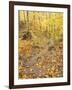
[19, 38, 63, 79]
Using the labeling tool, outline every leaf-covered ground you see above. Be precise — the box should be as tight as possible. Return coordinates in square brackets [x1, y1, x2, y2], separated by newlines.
[18, 11, 63, 79]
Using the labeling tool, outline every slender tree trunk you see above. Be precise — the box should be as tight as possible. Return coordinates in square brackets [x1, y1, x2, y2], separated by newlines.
[27, 11, 29, 31]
